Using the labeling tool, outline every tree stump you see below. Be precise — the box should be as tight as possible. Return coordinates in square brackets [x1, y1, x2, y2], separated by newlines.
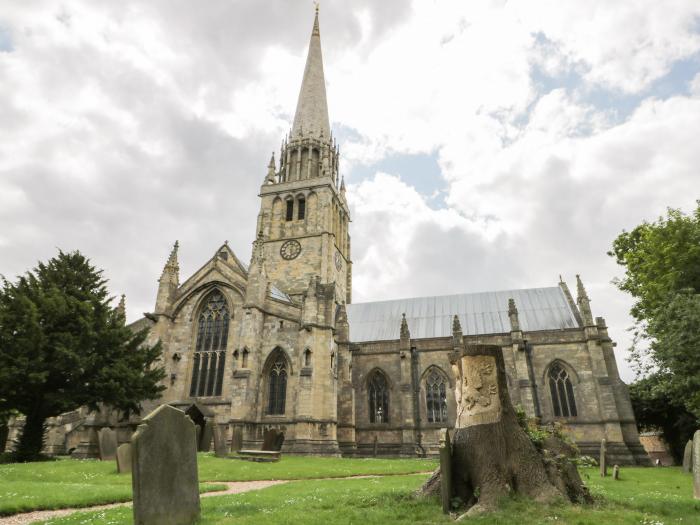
[419, 343, 590, 516]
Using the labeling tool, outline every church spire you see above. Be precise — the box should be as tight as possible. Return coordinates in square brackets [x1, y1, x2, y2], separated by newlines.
[292, 6, 330, 139]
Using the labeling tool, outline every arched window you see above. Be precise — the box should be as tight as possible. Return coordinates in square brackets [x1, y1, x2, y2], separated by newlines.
[285, 199, 294, 221]
[297, 196, 306, 220]
[425, 369, 448, 423]
[368, 371, 389, 423]
[189, 291, 229, 397]
[303, 349, 311, 367]
[242, 348, 249, 368]
[548, 362, 577, 417]
[267, 350, 288, 415]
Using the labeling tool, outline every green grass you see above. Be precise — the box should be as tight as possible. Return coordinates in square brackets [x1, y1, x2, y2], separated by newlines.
[0, 457, 225, 516]
[197, 454, 437, 481]
[0, 454, 434, 517]
[29, 466, 700, 525]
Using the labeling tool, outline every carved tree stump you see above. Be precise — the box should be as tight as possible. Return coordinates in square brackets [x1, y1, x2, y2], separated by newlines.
[432, 344, 589, 516]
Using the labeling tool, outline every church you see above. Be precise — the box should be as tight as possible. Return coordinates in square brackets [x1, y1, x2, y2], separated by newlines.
[8, 10, 649, 464]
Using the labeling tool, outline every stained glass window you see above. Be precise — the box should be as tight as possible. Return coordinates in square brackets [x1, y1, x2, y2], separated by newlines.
[267, 351, 287, 415]
[548, 363, 577, 417]
[425, 369, 448, 423]
[368, 371, 389, 423]
[189, 291, 229, 397]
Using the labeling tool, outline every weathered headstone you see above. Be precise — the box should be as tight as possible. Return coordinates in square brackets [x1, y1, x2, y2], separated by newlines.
[612, 465, 620, 480]
[693, 430, 700, 500]
[98, 428, 118, 461]
[199, 420, 213, 452]
[132, 405, 200, 525]
[116, 443, 132, 474]
[194, 426, 202, 451]
[439, 429, 453, 514]
[373, 435, 378, 457]
[212, 424, 228, 458]
[599, 439, 607, 477]
[230, 426, 243, 453]
[682, 439, 693, 473]
[262, 429, 277, 451]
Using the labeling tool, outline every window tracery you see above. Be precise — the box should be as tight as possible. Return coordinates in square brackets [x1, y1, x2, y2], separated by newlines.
[425, 369, 448, 423]
[189, 291, 229, 397]
[368, 371, 389, 423]
[548, 362, 577, 417]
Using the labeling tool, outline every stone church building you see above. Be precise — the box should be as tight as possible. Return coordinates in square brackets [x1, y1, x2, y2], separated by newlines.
[4, 10, 649, 465]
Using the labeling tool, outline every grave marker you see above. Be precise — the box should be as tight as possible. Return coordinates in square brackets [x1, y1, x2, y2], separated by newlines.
[213, 424, 228, 458]
[132, 405, 200, 525]
[682, 439, 692, 473]
[98, 428, 118, 461]
[230, 426, 243, 453]
[199, 420, 213, 452]
[439, 429, 453, 514]
[116, 443, 132, 474]
[612, 465, 620, 480]
[693, 430, 700, 500]
[599, 439, 607, 477]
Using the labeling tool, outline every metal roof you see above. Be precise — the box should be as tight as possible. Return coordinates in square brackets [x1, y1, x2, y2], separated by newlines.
[269, 284, 293, 303]
[345, 287, 579, 342]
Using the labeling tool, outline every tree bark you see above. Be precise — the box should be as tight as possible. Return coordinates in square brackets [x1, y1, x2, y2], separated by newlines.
[420, 344, 590, 516]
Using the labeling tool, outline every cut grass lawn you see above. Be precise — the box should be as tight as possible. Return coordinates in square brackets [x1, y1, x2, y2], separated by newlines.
[29, 466, 700, 525]
[0, 454, 435, 516]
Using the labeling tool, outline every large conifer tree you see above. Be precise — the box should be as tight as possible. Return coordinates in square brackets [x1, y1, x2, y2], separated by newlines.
[0, 251, 165, 461]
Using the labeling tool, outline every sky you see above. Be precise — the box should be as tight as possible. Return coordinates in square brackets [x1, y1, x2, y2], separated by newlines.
[1, 0, 699, 382]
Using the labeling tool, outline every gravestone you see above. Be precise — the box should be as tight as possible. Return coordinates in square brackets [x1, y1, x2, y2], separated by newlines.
[116, 443, 132, 474]
[230, 426, 243, 453]
[212, 425, 228, 458]
[98, 428, 118, 461]
[682, 440, 693, 473]
[693, 430, 700, 500]
[612, 465, 620, 480]
[439, 429, 453, 514]
[373, 435, 378, 457]
[194, 426, 202, 451]
[199, 420, 213, 452]
[132, 405, 200, 525]
[599, 439, 607, 477]
[262, 429, 278, 451]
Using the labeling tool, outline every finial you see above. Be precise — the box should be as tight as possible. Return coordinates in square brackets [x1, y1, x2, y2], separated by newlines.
[576, 274, 588, 299]
[165, 240, 179, 269]
[452, 314, 462, 334]
[400, 313, 410, 339]
[340, 176, 346, 192]
[559, 274, 563, 283]
[225, 240, 229, 245]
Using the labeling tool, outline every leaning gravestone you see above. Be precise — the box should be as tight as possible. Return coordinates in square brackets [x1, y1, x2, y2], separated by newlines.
[116, 443, 132, 474]
[98, 428, 118, 461]
[683, 439, 693, 473]
[132, 405, 200, 525]
[212, 425, 228, 458]
[230, 426, 243, 453]
[612, 465, 620, 480]
[599, 439, 607, 477]
[693, 430, 700, 500]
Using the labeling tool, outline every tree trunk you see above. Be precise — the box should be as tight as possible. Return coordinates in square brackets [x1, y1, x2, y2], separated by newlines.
[15, 406, 47, 462]
[420, 344, 590, 516]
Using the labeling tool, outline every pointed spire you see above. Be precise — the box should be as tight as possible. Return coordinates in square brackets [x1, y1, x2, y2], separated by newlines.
[452, 314, 462, 335]
[163, 241, 179, 273]
[155, 241, 179, 314]
[508, 298, 520, 332]
[400, 313, 410, 340]
[266, 152, 276, 184]
[576, 274, 594, 326]
[116, 294, 126, 324]
[340, 176, 346, 193]
[291, 6, 330, 140]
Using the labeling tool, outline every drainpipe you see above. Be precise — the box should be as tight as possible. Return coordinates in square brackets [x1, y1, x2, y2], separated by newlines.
[523, 340, 541, 420]
[410, 346, 425, 457]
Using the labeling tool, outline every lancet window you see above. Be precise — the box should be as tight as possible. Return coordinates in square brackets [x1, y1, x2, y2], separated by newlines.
[368, 371, 389, 423]
[267, 350, 288, 415]
[548, 362, 577, 417]
[425, 369, 448, 423]
[189, 291, 229, 397]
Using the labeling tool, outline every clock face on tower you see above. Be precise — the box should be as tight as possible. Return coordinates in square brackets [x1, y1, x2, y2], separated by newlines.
[334, 251, 343, 271]
[280, 240, 302, 260]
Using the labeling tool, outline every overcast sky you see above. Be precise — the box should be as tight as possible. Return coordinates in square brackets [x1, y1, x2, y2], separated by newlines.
[1, 1, 699, 382]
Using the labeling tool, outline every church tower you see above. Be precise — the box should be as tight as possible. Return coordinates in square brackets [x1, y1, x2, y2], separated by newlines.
[256, 7, 352, 305]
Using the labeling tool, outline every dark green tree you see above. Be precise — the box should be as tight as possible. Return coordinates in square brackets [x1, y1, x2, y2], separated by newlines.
[629, 373, 697, 462]
[610, 201, 700, 421]
[0, 251, 165, 461]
